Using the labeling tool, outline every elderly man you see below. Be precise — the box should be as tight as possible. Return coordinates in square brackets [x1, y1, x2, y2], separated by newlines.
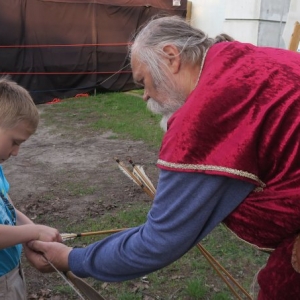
[26, 16, 300, 299]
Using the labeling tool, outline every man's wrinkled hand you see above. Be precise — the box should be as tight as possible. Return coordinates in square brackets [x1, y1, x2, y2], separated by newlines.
[23, 243, 55, 273]
[24, 240, 72, 273]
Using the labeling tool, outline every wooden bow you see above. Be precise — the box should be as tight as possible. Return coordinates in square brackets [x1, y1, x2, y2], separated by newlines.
[65, 271, 106, 300]
[44, 255, 106, 300]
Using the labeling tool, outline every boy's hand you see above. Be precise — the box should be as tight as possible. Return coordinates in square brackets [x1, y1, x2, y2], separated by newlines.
[35, 225, 62, 243]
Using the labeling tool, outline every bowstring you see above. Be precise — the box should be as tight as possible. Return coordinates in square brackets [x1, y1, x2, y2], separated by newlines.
[43, 255, 86, 300]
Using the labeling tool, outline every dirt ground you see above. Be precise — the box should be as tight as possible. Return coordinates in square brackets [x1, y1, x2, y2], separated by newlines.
[3, 104, 160, 299]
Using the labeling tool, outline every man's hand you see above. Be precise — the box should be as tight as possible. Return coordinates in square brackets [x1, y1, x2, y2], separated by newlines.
[24, 240, 72, 273]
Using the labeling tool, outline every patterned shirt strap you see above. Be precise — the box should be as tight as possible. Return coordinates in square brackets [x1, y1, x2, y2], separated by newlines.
[0, 192, 16, 225]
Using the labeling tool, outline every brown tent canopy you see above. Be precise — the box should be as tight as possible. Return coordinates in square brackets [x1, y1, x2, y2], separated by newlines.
[0, 0, 186, 104]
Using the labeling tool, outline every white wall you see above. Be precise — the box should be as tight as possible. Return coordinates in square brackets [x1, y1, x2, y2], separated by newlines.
[258, 0, 290, 48]
[189, 0, 291, 48]
[223, 0, 261, 44]
[189, 0, 226, 38]
[189, 0, 260, 44]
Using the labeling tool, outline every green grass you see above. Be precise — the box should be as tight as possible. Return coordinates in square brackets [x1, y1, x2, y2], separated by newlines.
[39, 90, 269, 299]
[60, 182, 96, 197]
[42, 91, 163, 149]
[184, 278, 209, 299]
[62, 202, 150, 240]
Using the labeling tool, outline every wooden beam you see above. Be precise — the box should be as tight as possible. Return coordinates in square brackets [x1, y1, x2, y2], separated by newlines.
[288, 21, 300, 52]
[186, 1, 192, 23]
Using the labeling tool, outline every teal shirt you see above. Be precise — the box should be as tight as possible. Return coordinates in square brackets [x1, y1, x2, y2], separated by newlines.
[0, 165, 22, 276]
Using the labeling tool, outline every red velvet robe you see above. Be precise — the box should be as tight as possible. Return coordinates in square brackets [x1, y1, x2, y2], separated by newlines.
[157, 41, 300, 298]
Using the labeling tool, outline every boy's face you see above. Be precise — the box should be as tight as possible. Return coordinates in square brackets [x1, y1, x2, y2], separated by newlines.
[0, 121, 33, 162]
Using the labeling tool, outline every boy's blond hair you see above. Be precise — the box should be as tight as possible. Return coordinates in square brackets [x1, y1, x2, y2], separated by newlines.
[0, 77, 39, 132]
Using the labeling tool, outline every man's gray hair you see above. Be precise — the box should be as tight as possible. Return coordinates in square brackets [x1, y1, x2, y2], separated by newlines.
[130, 15, 233, 86]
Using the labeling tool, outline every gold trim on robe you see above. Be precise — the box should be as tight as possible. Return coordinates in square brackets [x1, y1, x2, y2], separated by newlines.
[157, 159, 266, 188]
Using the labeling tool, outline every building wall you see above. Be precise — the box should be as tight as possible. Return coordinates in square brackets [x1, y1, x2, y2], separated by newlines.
[258, 0, 290, 48]
[189, 0, 227, 38]
[189, 0, 291, 49]
[223, 0, 261, 44]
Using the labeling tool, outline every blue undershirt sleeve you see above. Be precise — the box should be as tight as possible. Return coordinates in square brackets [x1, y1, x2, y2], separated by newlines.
[69, 170, 255, 281]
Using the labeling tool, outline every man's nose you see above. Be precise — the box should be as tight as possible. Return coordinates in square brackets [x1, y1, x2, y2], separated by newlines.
[143, 90, 150, 102]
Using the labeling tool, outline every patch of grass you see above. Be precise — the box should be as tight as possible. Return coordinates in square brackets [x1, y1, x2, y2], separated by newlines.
[183, 278, 209, 299]
[42, 92, 163, 149]
[118, 292, 142, 300]
[51, 284, 74, 296]
[212, 292, 232, 300]
[62, 202, 150, 245]
[39, 191, 56, 201]
[128, 89, 144, 95]
[61, 182, 96, 197]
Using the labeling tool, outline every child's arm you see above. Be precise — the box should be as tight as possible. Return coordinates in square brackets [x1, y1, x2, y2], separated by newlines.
[0, 195, 62, 249]
[0, 223, 61, 249]
[16, 209, 34, 225]
[7, 195, 33, 226]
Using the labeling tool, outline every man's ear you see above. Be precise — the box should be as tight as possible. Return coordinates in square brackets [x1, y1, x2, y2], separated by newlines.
[163, 44, 181, 74]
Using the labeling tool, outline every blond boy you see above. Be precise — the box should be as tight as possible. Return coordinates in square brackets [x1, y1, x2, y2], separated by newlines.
[0, 77, 61, 299]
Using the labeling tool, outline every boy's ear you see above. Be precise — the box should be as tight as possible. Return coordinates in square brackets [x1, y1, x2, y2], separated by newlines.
[162, 45, 181, 74]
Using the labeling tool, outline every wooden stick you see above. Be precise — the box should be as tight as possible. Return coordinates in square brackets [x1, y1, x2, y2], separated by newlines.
[197, 244, 252, 299]
[61, 228, 128, 241]
[78, 228, 128, 237]
[288, 21, 300, 52]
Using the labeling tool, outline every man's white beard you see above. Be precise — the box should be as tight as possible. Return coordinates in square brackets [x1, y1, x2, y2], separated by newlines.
[147, 86, 186, 132]
[147, 99, 180, 132]
[159, 113, 173, 132]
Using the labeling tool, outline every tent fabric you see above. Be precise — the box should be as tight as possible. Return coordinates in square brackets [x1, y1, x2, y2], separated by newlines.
[40, 0, 186, 10]
[0, 0, 186, 104]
